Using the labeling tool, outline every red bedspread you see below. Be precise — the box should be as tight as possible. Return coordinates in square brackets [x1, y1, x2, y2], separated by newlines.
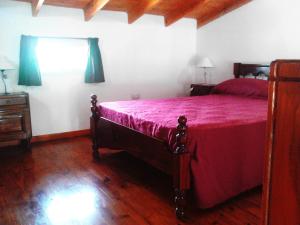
[99, 94, 267, 208]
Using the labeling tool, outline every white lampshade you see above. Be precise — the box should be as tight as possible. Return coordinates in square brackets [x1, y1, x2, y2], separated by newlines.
[0, 56, 15, 71]
[197, 57, 214, 68]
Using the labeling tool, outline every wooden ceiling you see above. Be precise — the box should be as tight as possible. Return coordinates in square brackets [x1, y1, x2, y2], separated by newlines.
[17, 0, 251, 28]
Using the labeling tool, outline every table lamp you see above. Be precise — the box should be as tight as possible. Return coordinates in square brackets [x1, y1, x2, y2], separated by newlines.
[0, 56, 15, 94]
[197, 57, 214, 84]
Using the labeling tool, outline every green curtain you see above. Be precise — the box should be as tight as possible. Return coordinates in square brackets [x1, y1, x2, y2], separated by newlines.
[85, 38, 105, 83]
[18, 35, 42, 86]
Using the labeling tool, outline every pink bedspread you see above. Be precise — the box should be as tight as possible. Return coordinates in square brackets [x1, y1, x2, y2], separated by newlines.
[99, 94, 267, 208]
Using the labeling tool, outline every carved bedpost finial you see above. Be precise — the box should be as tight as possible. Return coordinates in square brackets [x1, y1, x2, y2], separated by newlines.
[90, 94, 100, 159]
[174, 115, 189, 219]
[174, 115, 187, 154]
[91, 94, 99, 119]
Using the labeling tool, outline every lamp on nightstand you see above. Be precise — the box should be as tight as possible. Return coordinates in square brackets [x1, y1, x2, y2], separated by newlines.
[197, 57, 214, 84]
[0, 56, 15, 95]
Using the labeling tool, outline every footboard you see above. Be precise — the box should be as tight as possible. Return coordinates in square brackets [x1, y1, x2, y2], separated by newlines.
[90, 94, 190, 219]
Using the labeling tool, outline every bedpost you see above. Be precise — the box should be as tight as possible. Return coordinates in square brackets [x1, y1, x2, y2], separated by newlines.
[90, 94, 100, 159]
[173, 115, 190, 219]
[234, 63, 241, 78]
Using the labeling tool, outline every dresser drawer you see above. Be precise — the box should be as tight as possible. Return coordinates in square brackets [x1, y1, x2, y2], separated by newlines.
[0, 92, 31, 150]
[0, 114, 23, 133]
[0, 97, 26, 106]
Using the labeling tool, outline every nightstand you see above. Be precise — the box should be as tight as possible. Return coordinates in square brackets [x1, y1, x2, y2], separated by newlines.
[0, 92, 32, 150]
[190, 84, 215, 96]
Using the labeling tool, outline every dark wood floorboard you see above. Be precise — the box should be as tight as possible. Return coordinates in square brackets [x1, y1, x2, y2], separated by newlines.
[0, 137, 262, 225]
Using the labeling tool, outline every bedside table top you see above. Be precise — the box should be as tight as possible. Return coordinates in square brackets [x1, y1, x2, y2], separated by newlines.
[0, 92, 28, 97]
[191, 83, 215, 87]
[190, 83, 216, 96]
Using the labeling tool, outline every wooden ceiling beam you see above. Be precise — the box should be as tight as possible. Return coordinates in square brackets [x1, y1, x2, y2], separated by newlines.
[31, 0, 45, 17]
[164, 0, 207, 26]
[84, 0, 111, 21]
[20, 0, 252, 27]
[197, 0, 251, 28]
[128, 0, 161, 24]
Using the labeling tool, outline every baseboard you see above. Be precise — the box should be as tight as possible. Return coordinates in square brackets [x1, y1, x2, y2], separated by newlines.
[32, 129, 90, 143]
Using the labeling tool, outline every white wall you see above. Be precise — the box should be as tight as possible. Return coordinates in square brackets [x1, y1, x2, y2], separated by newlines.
[0, 0, 197, 136]
[197, 0, 300, 84]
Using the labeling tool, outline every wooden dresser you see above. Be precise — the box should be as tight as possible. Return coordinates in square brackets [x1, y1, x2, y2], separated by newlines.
[262, 60, 300, 225]
[0, 92, 32, 150]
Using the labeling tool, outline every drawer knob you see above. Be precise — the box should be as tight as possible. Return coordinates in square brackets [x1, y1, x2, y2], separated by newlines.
[6, 100, 11, 104]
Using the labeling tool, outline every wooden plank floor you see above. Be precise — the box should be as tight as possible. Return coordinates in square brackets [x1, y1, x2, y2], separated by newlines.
[0, 137, 262, 225]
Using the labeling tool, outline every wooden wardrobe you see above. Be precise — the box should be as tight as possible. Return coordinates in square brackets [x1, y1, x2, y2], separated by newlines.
[262, 60, 300, 225]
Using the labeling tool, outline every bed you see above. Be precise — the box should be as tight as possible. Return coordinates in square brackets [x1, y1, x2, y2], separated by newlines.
[90, 63, 270, 219]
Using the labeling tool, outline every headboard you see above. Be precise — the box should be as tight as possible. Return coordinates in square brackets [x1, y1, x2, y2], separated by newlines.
[234, 63, 270, 79]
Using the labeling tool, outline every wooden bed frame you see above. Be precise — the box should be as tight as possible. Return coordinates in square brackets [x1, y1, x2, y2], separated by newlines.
[90, 63, 270, 219]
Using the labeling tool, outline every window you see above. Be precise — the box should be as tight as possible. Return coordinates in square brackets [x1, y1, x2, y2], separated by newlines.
[19, 35, 104, 86]
[36, 38, 89, 75]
